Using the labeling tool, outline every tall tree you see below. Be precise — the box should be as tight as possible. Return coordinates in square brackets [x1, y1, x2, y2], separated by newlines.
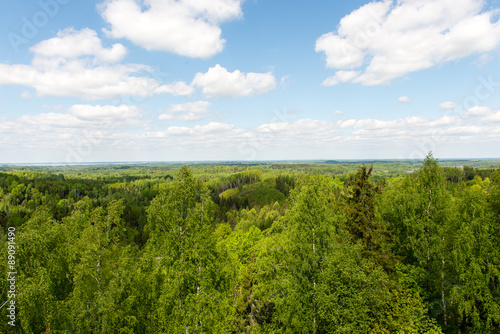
[255, 175, 342, 333]
[15, 207, 70, 333]
[448, 179, 500, 332]
[380, 153, 455, 328]
[344, 165, 395, 270]
[66, 199, 131, 333]
[146, 166, 236, 333]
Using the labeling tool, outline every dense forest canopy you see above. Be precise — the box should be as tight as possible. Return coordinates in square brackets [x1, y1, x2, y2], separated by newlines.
[1, 154, 500, 333]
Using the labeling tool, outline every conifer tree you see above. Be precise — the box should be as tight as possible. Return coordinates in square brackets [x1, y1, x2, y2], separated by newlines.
[344, 165, 394, 270]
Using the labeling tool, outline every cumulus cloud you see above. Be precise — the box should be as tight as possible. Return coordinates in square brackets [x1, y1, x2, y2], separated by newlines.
[68, 104, 141, 121]
[149, 122, 238, 138]
[333, 110, 343, 115]
[18, 113, 84, 129]
[315, 0, 500, 85]
[14, 104, 143, 130]
[481, 110, 500, 122]
[353, 115, 460, 130]
[192, 64, 276, 98]
[30, 28, 127, 63]
[144, 122, 248, 151]
[464, 106, 492, 116]
[442, 126, 483, 135]
[396, 96, 411, 103]
[0, 28, 191, 100]
[195, 122, 234, 133]
[155, 81, 194, 96]
[336, 119, 356, 128]
[322, 71, 360, 86]
[159, 101, 212, 121]
[99, 0, 244, 58]
[256, 119, 333, 134]
[0, 103, 149, 160]
[439, 101, 457, 110]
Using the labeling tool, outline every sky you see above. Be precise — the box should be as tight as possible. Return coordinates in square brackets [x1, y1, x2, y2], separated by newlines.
[1, 0, 500, 163]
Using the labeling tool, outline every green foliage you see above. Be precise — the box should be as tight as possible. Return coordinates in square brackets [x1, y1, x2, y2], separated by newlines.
[16, 207, 69, 333]
[448, 182, 500, 332]
[220, 187, 240, 199]
[344, 165, 395, 271]
[1, 159, 500, 332]
[146, 166, 236, 333]
[253, 175, 343, 333]
[275, 174, 295, 196]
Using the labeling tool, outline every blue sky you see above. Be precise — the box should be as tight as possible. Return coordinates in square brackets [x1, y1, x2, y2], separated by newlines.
[1, 0, 500, 163]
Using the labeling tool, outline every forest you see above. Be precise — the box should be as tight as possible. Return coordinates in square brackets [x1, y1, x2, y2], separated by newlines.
[0, 153, 499, 333]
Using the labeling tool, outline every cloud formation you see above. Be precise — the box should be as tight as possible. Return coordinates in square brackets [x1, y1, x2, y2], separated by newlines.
[397, 96, 412, 103]
[31, 28, 127, 63]
[316, 0, 500, 86]
[99, 0, 244, 58]
[439, 101, 457, 110]
[192, 64, 276, 98]
[321, 71, 360, 86]
[68, 104, 141, 121]
[2, 106, 500, 161]
[0, 28, 192, 100]
[159, 101, 212, 121]
[464, 106, 493, 116]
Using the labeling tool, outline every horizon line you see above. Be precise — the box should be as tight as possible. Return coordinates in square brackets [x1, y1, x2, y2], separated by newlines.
[2, 157, 500, 167]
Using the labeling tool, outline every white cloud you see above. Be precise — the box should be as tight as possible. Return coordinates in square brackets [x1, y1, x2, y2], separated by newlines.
[3, 105, 500, 161]
[18, 113, 83, 129]
[464, 106, 492, 116]
[0, 61, 177, 100]
[159, 101, 212, 121]
[280, 75, 291, 87]
[30, 28, 127, 63]
[336, 119, 356, 128]
[0, 28, 191, 100]
[150, 122, 243, 147]
[68, 104, 141, 121]
[439, 101, 457, 110]
[322, 71, 360, 86]
[0, 103, 150, 160]
[192, 64, 276, 98]
[13, 104, 143, 131]
[315, 33, 365, 69]
[148, 122, 239, 139]
[164, 126, 192, 136]
[353, 115, 460, 130]
[41, 105, 64, 111]
[482, 110, 500, 122]
[316, 0, 500, 85]
[99, 0, 244, 58]
[353, 116, 416, 130]
[428, 115, 459, 127]
[442, 126, 483, 135]
[397, 96, 411, 103]
[333, 110, 343, 115]
[154, 81, 194, 97]
[195, 122, 234, 133]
